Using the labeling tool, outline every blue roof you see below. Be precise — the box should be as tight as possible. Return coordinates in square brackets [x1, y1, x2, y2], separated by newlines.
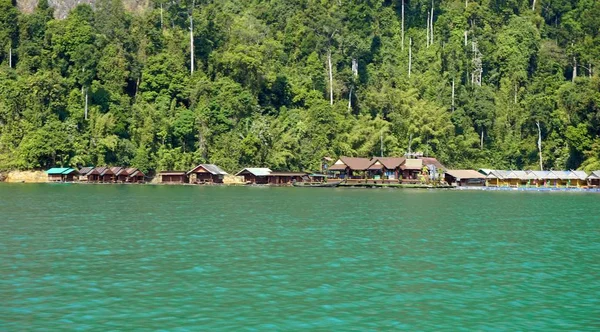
[46, 168, 76, 175]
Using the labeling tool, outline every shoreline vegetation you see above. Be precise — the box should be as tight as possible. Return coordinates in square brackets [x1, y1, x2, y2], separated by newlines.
[1, 1, 600, 177]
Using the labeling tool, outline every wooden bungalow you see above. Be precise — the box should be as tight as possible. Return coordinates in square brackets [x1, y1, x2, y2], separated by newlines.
[46, 168, 79, 182]
[551, 170, 579, 187]
[85, 167, 103, 182]
[128, 169, 145, 183]
[235, 168, 272, 184]
[529, 171, 559, 187]
[78, 167, 94, 181]
[267, 171, 308, 185]
[159, 171, 188, 184]
[328, 157, 373, 180]
[99, 167, 116, 183]
[114, 167, 145, 183]
[111, 167, 124, 181]
[571, 171, 588, 187]
[511, 170, 534, 187]
[368, 157, 405, 181]
[399, 159, 423, 182]
[187, 164, 228, 184]
[445, 170, 486, 187]
[588, 171, 600, 187]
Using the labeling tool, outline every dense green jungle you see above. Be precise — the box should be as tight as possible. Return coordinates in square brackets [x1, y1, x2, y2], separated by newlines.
[0, 0, 599, 173]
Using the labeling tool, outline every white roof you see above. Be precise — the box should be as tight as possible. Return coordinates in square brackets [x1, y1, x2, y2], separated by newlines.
[235, 168, 272, 176]
[551, 170, 578, 180]
[588, 171, 600, 179]
[530, 171, 558, 180]
[571, 170, 588, 180]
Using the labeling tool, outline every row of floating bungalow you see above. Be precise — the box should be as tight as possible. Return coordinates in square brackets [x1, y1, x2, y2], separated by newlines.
[158, 166, 322, 185]
[45, 157, 600, 189]
[46, 167, 146, 183]
[478, 169, 600, 188]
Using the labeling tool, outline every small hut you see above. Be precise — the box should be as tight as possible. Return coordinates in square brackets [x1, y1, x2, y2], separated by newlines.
[187, 164, 228, 184]
[400, 159, 423, 182]
[128, 169, 146, 183]
[571, 171, 588, 187]
[159, 171, 188, 184]
[235, 168, 272, 184]
[588, 171, 600, 188]
[78, 167, 94, 181]
[444, 170, 486, 187]
[98, 167, 116, 183]
[551, 170, 579, 187]
[46, 168, 78, 182]
[85, 167, 102, 182]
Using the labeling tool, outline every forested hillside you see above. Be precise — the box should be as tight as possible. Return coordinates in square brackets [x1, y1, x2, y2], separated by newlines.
[0, 0, 599, 173]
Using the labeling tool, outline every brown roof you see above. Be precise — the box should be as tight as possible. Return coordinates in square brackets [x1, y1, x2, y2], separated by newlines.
[329, 157, 373, 171]
[79, 167, 94, 175]
[99, 167, 115, 176]
[370, 157, 406, 170]
[445, 170, 486, 179]
[110, 167, 123, 175]
[129, 170, 145, 177]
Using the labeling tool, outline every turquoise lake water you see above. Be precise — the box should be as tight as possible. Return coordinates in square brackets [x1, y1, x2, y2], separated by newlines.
[1, 183, 599, 330]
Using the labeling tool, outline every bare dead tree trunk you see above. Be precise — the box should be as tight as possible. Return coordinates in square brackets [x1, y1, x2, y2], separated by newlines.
[84, 88, 89, 120]
[135, 77, 140, 98]
[430, 1, 434, 45]
[472, 41, 482, 86]
[532, 0, 536, 11]
[328, 49, 333, 105]
[8, 47, 11, 68]
[480, 130, 484, 149]
[190, 15, 194, 75]
[514, 83, 518, 104]
[536, 121, 543, 170]
[464, 31, 467, 46]
[572, 56, 577, 82]
[348, 59, 357, 112]
[408, 38, 412, 78]
[451, 78, 455, 111]
[401, 0, 405, 50]
[348, 86, 352, 112]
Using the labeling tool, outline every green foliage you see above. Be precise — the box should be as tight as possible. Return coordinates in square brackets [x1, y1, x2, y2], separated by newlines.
[1, 0, 599, 173]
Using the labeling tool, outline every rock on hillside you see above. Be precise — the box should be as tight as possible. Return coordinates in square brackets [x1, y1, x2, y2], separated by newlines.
[17, 0, 151, 19]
